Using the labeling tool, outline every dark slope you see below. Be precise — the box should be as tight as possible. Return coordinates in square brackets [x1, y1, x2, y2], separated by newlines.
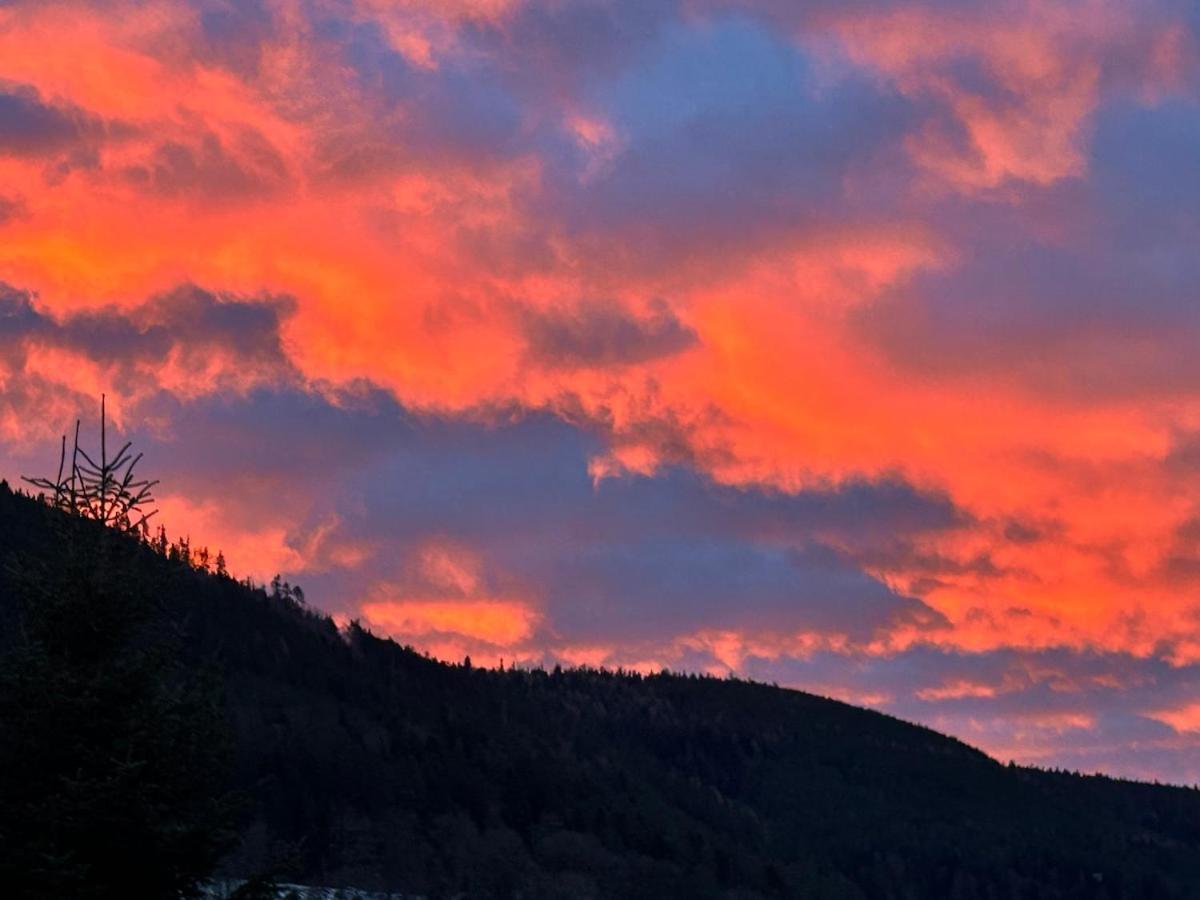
[2, 485, 1199, 899]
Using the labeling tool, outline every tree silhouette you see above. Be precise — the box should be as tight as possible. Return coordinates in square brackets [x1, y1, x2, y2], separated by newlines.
[22, 394, 158, 535]
[0, 485, 234, 899]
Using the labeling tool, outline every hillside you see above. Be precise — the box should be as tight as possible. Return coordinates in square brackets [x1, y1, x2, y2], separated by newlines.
[2, 483, 1199, 899]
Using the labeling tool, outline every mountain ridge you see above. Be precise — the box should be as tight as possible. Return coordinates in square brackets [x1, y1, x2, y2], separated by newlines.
[2, 482, 1199, 899]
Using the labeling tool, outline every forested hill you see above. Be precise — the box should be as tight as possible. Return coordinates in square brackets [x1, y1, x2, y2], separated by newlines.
[2, 484, 1200, 900]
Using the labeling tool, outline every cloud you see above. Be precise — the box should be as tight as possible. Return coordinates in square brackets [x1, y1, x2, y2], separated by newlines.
[122, 128, 289, 200]
[0, 81, 106, 158]
[363, 597, 540, 645]
[519, 298, 697, 368]
[0, 282, 293, 371]
[527, 538, 947, 644]
[809, 0, 1195, 191]
[0, 282, 297, 430]
[192, 393, 954, 651]
[13, 383, 959, 656]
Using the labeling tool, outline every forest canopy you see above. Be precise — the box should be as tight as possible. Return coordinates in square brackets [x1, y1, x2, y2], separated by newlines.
[2, 482, 1200, 897]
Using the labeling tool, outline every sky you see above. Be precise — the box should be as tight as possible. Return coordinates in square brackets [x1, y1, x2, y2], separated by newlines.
[1, 0, 1199, 784]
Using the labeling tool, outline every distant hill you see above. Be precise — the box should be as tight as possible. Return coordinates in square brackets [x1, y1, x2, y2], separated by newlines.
[2, 483, 1199, 899]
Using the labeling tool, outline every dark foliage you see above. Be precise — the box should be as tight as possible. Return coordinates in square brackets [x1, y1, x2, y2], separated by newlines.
[2, 483, 1200, 898]
[0, 486, 234, 899]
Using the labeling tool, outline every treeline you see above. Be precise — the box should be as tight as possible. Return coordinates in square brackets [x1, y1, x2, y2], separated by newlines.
[2, 483, 1200, 899]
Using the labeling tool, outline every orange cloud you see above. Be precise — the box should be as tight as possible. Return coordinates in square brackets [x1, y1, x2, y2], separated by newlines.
[1147, 702, 1200, 734]
[362, 597, 540, 645]
[916, 679, 999, 701]
[154, 491, 305, 579]
[823, 1, 1192, 190]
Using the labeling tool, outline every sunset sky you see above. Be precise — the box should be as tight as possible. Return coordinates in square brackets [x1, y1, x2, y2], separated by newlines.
[1, 0, 1199, 783]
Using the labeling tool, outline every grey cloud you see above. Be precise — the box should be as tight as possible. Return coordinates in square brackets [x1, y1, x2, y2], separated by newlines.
[520, 298, 698, 369]
[0, 83, 103, 158]
[124, 389, 961, 649]
[0, 281, 297, 386]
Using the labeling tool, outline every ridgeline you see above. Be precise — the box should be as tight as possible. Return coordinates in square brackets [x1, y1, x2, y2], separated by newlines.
[1, 483, 1199, 899]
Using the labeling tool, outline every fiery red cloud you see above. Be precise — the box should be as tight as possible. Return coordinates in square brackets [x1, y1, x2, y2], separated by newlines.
[2, 0, 1199, 782]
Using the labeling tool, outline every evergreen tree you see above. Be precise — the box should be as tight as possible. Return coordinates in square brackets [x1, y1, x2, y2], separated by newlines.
[0, 500, 235, 899]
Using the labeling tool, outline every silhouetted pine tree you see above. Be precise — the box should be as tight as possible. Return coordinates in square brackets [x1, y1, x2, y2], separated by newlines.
[22, 395, 158, 535]
[0, 490, 235, 898]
